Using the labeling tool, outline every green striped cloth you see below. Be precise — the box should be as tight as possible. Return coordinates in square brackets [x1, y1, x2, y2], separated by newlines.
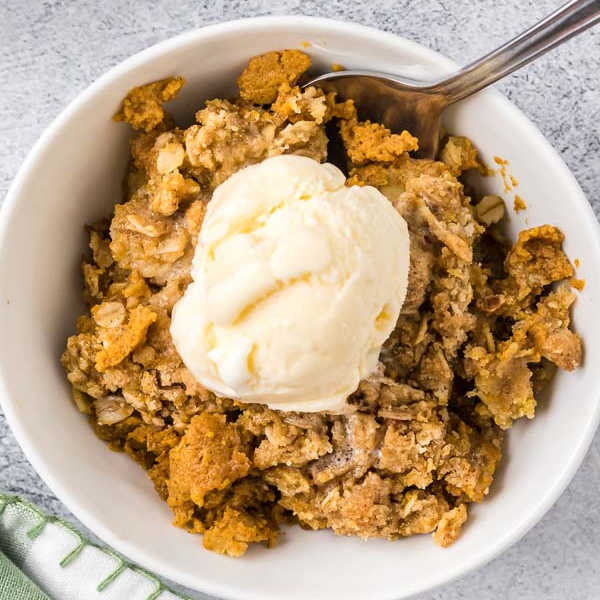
[0, 494, 199, 600]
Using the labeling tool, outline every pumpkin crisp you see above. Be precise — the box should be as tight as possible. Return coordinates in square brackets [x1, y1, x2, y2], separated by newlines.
[61, 49, 582, 557]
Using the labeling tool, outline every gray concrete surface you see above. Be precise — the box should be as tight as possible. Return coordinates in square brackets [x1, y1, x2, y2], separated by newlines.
[1, 1, 599, 598]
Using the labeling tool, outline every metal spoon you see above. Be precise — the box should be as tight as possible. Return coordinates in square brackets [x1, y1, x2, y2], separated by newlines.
[307, 0, 600, 159]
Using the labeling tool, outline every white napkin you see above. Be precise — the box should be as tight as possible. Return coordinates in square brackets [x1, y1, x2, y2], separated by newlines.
[0, 494, 200, 600]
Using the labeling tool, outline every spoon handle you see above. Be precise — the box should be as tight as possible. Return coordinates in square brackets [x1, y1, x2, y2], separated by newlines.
[434, 0, 600, 103]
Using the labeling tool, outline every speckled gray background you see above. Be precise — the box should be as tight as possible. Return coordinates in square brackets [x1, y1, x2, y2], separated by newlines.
[1, 1, 599, 599]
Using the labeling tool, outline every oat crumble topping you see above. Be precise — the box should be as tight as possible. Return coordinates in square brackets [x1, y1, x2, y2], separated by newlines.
[61, 50, 582, 557]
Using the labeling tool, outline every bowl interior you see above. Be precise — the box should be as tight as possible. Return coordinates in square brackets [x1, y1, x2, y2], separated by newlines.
[1, 17, 599, 600]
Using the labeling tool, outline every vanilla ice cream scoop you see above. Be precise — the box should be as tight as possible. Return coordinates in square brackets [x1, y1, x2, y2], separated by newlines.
[170, 155, 410, 412]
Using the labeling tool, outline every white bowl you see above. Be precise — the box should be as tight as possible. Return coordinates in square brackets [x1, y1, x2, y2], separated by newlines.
[1, 16, 599, 600]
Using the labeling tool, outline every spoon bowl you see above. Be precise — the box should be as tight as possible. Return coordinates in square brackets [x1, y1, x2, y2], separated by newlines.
[307, 0, 600, 158]
[310, 71, 447, 157]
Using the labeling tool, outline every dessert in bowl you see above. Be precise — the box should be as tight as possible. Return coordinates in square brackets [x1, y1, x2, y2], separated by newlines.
[1, 17, 599, 600]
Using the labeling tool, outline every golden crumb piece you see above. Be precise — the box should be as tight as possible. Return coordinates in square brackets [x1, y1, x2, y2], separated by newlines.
[346, 168, 386, 188]
[185, 98, 327, 189]
[95, 305, 157, 372]
[535, 326, 582, 372]
[529, 287, 582, 372]
[253, 420, 332, 469]
[108, 192, 191, 280]
[167, 414, 251, 529]
[114, 77, 185, 132]
[82, 262, 104, 301]
[89, 230, 113, 269]
[331, 63, 345, 72]
[203, 507, 277, 557]
[263, 466, 311, 496]
[329, 95, 357, 121]
[184, 200, 207, 236]
[340, 119, 418, 165]
[237, 50, 311, 104]
[123, 270, 151, 300]
[348, 153, 448, 189]
[379, 423, 420, 473]
[154, 133, 186, 174]
[514, 194, 527, 212]
[149, 171, 200, 216]
[571, 278, 585, 291]
[415, 197, 473, 263]
[433, 505, 468, 547]
[124, 425, 180, 499]
[467, 345, 536, 429]
[506, 225, 574, 293]
[438, 418, 501, 501]
[272, 84, 330, 124]
[440, 136, 486, 176]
